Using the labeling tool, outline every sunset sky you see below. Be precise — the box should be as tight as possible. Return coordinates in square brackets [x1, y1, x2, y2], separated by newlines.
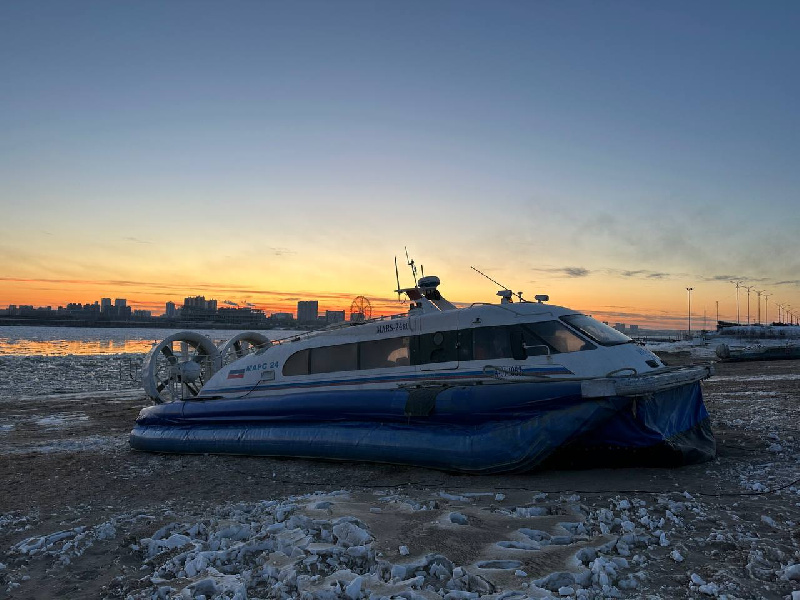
[1, 1, 798, 329]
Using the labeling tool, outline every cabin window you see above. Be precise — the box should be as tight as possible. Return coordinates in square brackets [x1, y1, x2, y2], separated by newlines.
[457, 329, 473, 361]
[525, 321, 595, 353]
[359, 337, 411, 370]
[283, 349, 310, 376]
[473, 327, 514, 360]
[519, 326, 552, 357]
[560, 314, 632, 346]
[310, 343, 358, 374]
[414, 331, 458, 364]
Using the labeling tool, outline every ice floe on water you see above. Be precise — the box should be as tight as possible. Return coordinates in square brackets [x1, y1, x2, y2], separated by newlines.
[0, 354, 145, 399]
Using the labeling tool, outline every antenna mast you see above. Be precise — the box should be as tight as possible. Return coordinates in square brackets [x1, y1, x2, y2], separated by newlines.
[470, 266, 529, 302]
[405, 247, 418, 286]
[394, 256, 403, 302]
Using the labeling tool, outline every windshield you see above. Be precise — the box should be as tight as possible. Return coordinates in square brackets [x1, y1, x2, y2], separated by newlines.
[523, 321, 595, 354]
[560, 314, 633, 346]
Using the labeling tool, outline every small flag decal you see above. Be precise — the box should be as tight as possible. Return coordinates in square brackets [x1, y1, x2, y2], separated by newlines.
[227, 369, 246, 379]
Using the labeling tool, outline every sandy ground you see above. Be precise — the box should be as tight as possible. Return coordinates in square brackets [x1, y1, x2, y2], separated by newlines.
[0, 354, 798, 599]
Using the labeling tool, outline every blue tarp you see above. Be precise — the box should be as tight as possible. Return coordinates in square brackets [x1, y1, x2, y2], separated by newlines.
[130, 381, 714, 473]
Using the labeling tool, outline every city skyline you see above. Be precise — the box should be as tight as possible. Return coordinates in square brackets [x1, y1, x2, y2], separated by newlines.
[3, 273, 799, 330]
[1, 2, 798, 329]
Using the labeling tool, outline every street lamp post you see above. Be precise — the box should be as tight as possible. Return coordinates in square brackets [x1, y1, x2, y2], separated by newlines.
[755, 290, 763, 325]
[686, 287, 694, 335]
[763, 292, 771, 325]
[730, 280, 743, 325]
[744, 285, 754, 325]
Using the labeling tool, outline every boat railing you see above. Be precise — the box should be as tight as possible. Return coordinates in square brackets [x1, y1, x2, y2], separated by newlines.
[467, 302, 553, 317]
[478, 363, 713, 396]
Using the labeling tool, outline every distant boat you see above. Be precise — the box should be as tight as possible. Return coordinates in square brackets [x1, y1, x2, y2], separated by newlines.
[716, 343, 800, 362]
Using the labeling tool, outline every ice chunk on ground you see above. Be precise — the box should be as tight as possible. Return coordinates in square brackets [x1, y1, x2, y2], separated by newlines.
[515, 506, 548, 517]
[345, 575, 363, 599]
[476, 560, 522, 570]
[760, 515, 779, 528]
[449, 512, 468, 525]
[332, 521, 372, 547]
[698, 582, 719, 596]
[690, 573, 706, 586]
[783, 563, 800, 580]
[439, 492, 471, 502]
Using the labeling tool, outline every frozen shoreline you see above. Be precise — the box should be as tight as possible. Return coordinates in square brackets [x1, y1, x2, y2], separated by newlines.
[0, 354, 799, 599]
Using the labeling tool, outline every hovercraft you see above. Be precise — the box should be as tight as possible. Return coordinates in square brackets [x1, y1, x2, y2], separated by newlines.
[130, 272, 714, 473]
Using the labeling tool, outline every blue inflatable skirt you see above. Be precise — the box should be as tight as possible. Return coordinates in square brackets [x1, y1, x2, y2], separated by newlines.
[130, 381, 714, 474]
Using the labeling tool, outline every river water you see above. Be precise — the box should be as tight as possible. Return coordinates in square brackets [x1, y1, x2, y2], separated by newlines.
[0, 326, 302, 398]
[0, 326, 303, 356]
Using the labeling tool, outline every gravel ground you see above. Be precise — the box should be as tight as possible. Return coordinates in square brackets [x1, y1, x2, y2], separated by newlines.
[0, 355, 798, 599]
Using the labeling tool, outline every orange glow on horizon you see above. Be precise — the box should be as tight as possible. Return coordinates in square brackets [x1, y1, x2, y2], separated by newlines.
[0, 272, 759, 331]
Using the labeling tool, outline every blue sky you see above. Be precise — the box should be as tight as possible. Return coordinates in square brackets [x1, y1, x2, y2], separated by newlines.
[1, 1, 798, 326]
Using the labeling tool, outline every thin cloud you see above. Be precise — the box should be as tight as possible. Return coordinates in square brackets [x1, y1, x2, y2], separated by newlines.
[123, 237, 151, 244]
[535, 267, 675, 280]
[532, 267, 591, 278]
[268, 247, 295, 256]
[564, 267, 590, 278]
[622, 270, 669, 279]
[611, 269, 673, 280]
[702, 274, 741, 282]
[773, 280, 800, 286]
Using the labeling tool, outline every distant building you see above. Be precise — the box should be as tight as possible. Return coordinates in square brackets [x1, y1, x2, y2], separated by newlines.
[217, 307, 267, 325]
[325, 310, 345, 324]
[165, 301, 177, 318]
[613, 323, 626, 333]
[183, 295, 218, 319]
[114, 298, 127, 308]
[270, 312, 293, 321]
[100, 298, 112, 313]
[184, 295, 206, 310]
[297, 300, 319, 323]
[629, 324, 639, 334]
[133, 309, 152, 318]
[350, 312, 365, 323]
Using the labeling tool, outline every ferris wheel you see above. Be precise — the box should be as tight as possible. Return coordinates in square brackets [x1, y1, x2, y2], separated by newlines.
[350, 296, 372, 321]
